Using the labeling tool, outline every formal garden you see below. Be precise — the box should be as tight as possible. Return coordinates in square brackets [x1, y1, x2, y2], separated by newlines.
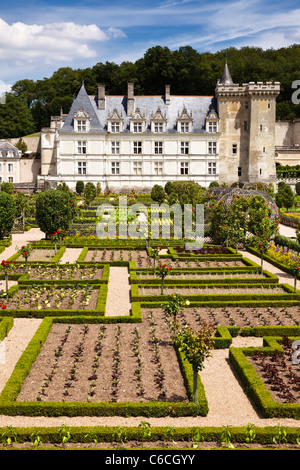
[0, 180, 299, 449]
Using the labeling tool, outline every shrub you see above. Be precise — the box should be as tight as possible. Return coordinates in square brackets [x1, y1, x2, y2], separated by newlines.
[76, 181, 84, 195]
[0, 191, 16, 239]
[151, 184, 165, 203]
[35, 189, 75, 237]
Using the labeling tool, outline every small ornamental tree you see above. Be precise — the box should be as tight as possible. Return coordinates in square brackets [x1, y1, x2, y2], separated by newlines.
[83, 182, 96, 205]
[291, 266, 300, 293]
[0, 191, 16, 240]
[76, 181, 85, 195]
[163, 294, 189, 337]
[50, 230, 65, 254]
[19, 244, 32, 274]
[35, 189, 75, 238]
[0, 259, 16, 295]
[150, 246, 161, 274]
[156, 264, 172, 295]
[174, 323, 215, 404]
[247, 196, 279, 273]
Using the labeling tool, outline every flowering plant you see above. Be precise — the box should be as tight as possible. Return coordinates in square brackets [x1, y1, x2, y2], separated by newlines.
[51, 230, 65, 253]
[0, 259, 16, 295]
[156, 264, 172, 295]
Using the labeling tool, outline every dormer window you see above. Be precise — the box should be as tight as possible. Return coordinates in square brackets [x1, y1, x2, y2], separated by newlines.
[74, 107, 90, 132]
[206, 107, 219, 133]
[150, 108, 166, 133]
[108, 108, 123, 133]
[130, 108, 146, 133]
[177, 107, 192, 133]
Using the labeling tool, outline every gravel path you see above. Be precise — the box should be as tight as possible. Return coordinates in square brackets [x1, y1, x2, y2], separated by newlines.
[0, 228, 299, 429]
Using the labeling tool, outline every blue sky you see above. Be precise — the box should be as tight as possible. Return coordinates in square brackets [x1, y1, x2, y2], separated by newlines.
[0, 0, 300, 86]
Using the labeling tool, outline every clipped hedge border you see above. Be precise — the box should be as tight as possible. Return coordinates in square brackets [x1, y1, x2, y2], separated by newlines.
[0, 283, 108, 318]
[229, 330, 300, 419]
[0, 316, 208, 418]
[0, 424, 299, 448]
[0, 316, 13, 342]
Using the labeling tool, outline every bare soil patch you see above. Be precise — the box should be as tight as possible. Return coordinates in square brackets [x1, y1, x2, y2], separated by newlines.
[84, 249, 245, 268]
[142, 305, 300, 329]
[17, 312, 188, 403]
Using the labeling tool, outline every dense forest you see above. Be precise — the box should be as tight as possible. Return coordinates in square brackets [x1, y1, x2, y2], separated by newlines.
[1, 44, 300, 138]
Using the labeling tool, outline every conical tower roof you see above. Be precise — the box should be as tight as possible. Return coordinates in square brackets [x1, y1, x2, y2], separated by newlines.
[219, 62, 234, 86]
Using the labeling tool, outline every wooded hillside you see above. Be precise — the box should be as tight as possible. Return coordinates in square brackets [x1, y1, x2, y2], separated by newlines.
[1, 44, 300, 138]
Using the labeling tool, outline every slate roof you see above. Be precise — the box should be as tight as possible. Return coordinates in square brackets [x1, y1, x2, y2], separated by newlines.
[60, 84, 218, 135]
[219, 62, 234, 86]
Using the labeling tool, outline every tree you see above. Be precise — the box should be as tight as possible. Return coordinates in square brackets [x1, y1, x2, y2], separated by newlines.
[0, 94, 35, 138]
[247, 195, 279, 272]
[275, 183, 294, 211]
[151, 184, 166, 203]
[83, 182, 97, 205]
[0, 192, 16, 239]
[175, 323, 215, 404]
[35, 189, 75, 237]
[76, 181, 84, 195]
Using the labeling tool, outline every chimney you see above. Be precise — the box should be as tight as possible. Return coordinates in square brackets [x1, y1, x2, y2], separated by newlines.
[127, 82, 135, 116]
[98, 84, 105, 109]
[165, 84, 170, 105]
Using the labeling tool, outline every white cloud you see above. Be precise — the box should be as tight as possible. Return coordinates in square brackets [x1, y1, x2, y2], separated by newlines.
[0, 18, 118, 65]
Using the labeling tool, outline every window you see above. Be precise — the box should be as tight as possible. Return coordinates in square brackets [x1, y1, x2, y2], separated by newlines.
[154, 122, 163, 133]
[208, 162, 216, 175]
[77, 141, 87, 154]
[111, 141, 120, 155]
[154, 161, 163, 175]
[111, 122, 120, 133]
[8, 163, 13, 172]
[260, 125, 263, 132]
[133, 122, 143, 133]
[111, 162, 120, 175]
[133, 161, 142, 175]
[77, 120, 86, 132]
[263, 146, 266, 152]
[133, 141, 142, 155]
[0, 163, 3, 172]
[238, 167, 242, 177]
[180, 142, 189, 155]
[77, 162, 86, 175]
[180, 162, 189, 175]
[208, 142, 217, 155]
[244, 121, 248, 131]
[0, 177, 2, 183]
[232, 144, 237, 155]
[245, 101, 249, 109]
[8, 176, 13, 183]
[208, 122, 217, 133]
[154, 142, 163, 155]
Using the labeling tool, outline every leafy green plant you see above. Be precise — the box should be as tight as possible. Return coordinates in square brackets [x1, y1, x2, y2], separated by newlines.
[219, 425, 235, 449]
[138, 421, 152, 441]
[244, 423, 256, 444]
[112, 426, 128, 444]
[58, 424, 71, 446]
[1, 425, 18, 446]
[30, 431, 43, 448]
[272, 425, 287, 445]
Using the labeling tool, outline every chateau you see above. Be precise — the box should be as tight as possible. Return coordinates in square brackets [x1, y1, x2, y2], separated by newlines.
[14, 63, 299, 192]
